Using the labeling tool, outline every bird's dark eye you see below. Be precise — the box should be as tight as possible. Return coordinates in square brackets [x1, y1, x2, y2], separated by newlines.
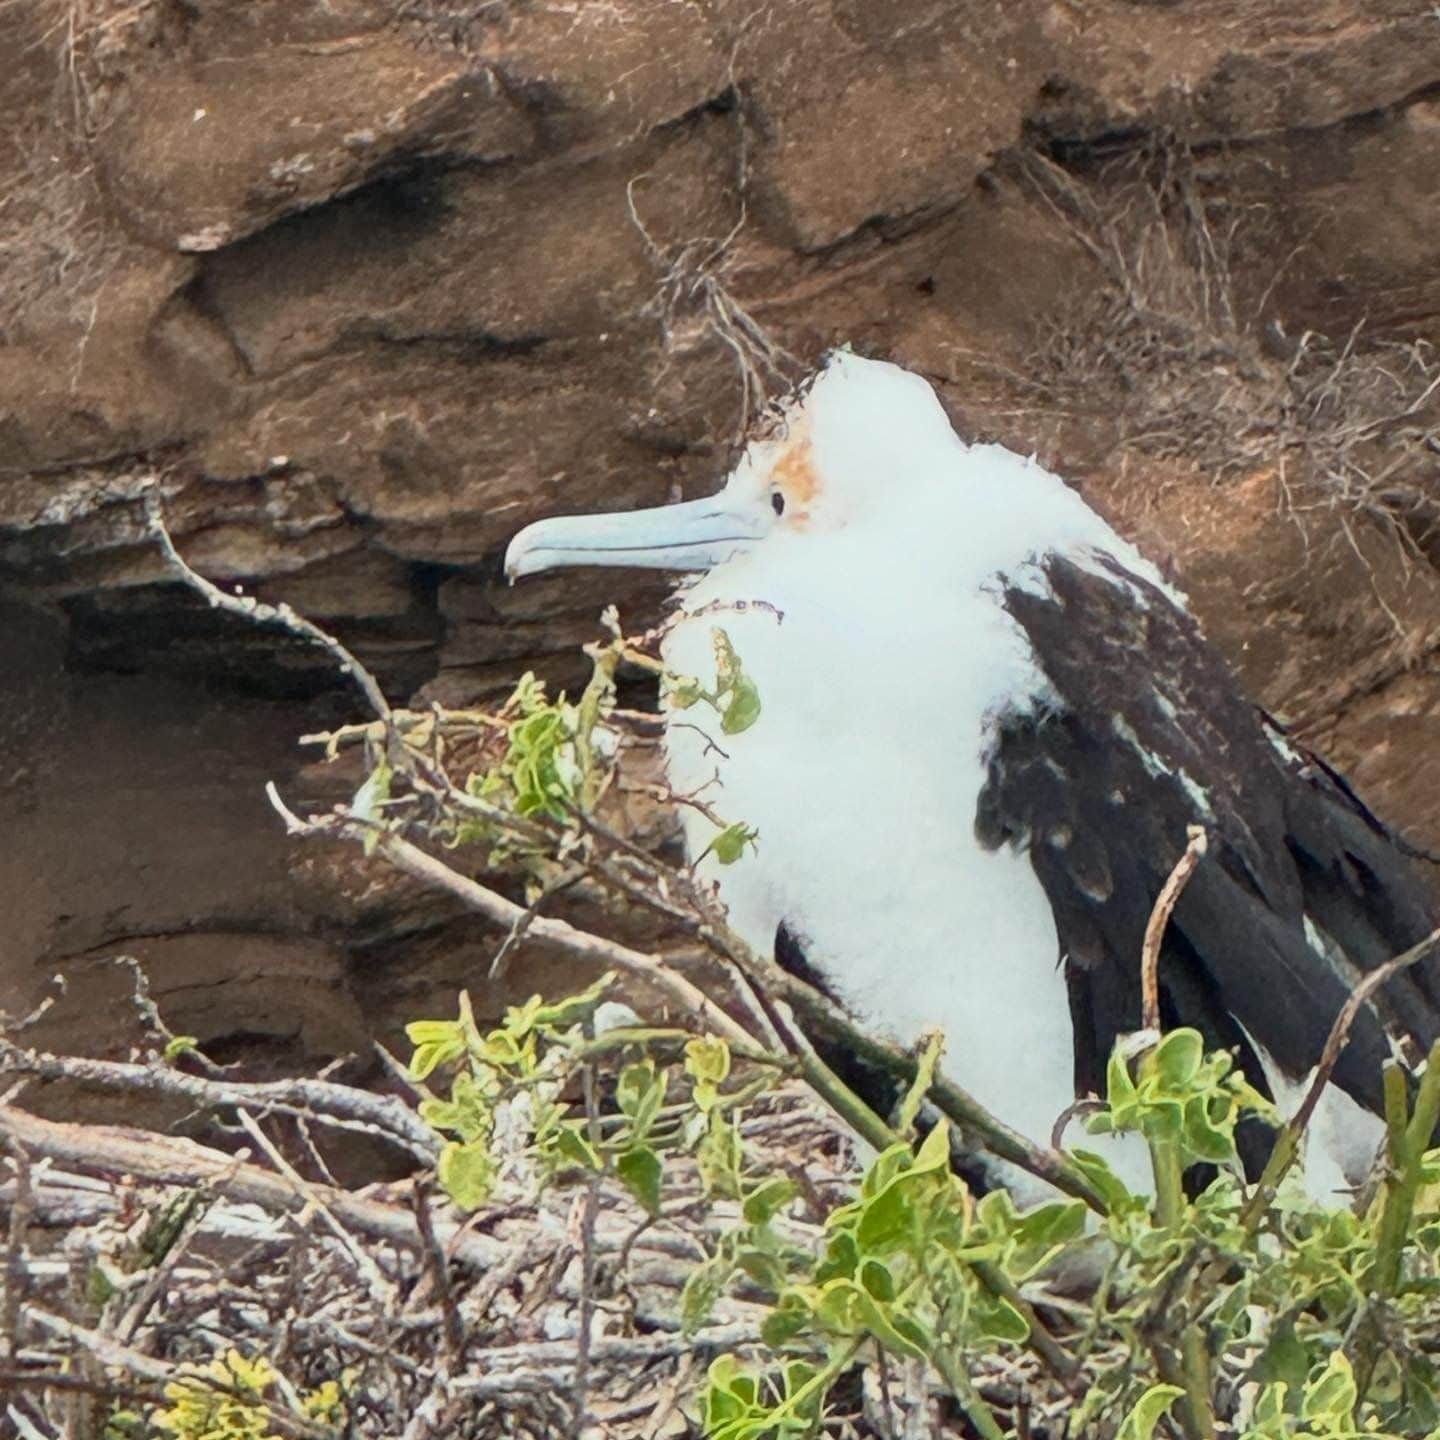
[771, 491, 786, 516]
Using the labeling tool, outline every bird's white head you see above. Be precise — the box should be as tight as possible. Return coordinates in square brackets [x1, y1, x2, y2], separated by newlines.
[503, 351, 961, 581]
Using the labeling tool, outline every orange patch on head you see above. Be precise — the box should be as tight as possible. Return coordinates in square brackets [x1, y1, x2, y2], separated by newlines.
[771, 434, 820, 522]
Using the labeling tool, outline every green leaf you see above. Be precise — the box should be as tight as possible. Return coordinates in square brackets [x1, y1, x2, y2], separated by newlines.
[972, 1291, 1030, 1344]
[408, 1041, 461, 1081]
[527, 972, 616, 1029]
[550, 1123, 602, 1172]
[685, 1034, 732, 1086]
[859, 1258, 896, 1302]
[854, 1289, 929, 1358]
[855, 1176, 916, 1254]
[419, 1086, 490, 1145]
[617, 1145, 664, 1216]
[761, 1293, 810, 1348]
[617, 1060, 667, 1140]
[1107, 1047, 1140, 1121]
[743, 1178, 798, 1226]
[437, 1139, 494, 1211]
[897, 1030, 944, 1135]
[814, 1231, 859, 1285]
[1182, 1095, 1237, 1164]
[701, 1355, 772, 1435]
[889, 1311, 934, 1357]
[87, 1264, 117, 1307]
[721, 676, 762, 734]
[1302, 1352, 1358, 1426]
[912, 1118, 953, 1174]
[698, 1113, 744, 1198]
[665, 674, 704, 710]
[1153, 1028, 1205, 1088]
[853, 1121, 955, 1254]
[735, 1246, 787, 1293]
[352, 756, 392, 854]
[1115, 1383, 1185, 1440]
[162, 1035, 200, 1063]
[405, 1019, 468, 1079]
[405, 1019, 464, 1046]
[1245, 1383, 1294, 1440]
[1013, 1199, 1088, 1251]
[476, 1028, 526, 1067]
[1068, 1148, 1140, 1213]
[711, 822, 758, 866]
[813, 1278, 865, 1335]
[976, 1188, 1018, 1238]
[683, 1255, 733, 1336]
[859, 1142, 915, 1199]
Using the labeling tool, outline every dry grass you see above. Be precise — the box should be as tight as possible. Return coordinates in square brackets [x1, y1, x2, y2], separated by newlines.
[0, 0, 149, 346]
[628, 168, 803, 443]
[626, 69, 805, 448]
[0, 131, 113, 346]
[1014, 143, 1440, 570]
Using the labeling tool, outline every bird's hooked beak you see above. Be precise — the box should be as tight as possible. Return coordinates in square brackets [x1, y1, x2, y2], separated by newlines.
[504, 493, 767, 582]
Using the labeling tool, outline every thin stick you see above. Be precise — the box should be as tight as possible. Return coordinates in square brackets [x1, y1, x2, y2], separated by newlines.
[412, 1180, 465, 1362]
[1242, 927, 1440, 1223]
[1141, 826, 1208, 1032]
[2, 1140, 33, 1364]
[234, 1109, 396, 1308]
[265, 787, 757, 1054]
[144, 484, 392, 723]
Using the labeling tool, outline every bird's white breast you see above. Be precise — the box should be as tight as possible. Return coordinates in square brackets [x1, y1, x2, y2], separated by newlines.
[659, 447, 1159, 1197]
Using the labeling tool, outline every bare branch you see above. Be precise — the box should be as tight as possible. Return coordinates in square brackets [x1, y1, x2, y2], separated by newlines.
[0, 1104, 504, 1272]
[1141, 826, 1208, 1033]
[0, 1040, 438, 1162]
[143, 483, 392, 724]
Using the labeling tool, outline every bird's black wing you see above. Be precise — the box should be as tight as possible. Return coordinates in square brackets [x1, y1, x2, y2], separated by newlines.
[974, 551, 1440, 1136]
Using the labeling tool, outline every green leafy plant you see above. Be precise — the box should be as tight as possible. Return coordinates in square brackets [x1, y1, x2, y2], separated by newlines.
[406, 980, 783, 1219]
[665, 627, 764, 738]
[311, 611, 1440, 1439]
[147, 1350, 345, 1440]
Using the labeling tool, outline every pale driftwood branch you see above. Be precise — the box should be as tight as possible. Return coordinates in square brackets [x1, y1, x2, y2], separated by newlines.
[0, 975, 66, 1039]
[3, 1139, 32, 1365]
[0, 1104, 823, 1303]
[0, 1105, 505, 1273]
[446, 1329, 758, 1393]
[0, 1040, 438, 1162]
[1141, 825, 1209, 1033]
[24, 1307, 170, 1380]
[234, 1108, 397, 1309]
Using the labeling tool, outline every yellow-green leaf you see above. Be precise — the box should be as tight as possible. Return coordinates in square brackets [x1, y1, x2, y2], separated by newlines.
[437, 1139, 495, 1211]
[1116, 1384, 1185, 1440]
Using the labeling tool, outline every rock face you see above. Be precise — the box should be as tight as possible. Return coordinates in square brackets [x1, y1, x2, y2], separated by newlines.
[2, 1, 1439, 1060]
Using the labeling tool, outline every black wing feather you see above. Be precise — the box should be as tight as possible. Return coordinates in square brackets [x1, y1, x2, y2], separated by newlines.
[978, 552, 1439, 1134]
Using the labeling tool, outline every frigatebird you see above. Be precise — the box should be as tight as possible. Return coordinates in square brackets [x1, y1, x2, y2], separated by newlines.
[505, 351, 1439, 1199]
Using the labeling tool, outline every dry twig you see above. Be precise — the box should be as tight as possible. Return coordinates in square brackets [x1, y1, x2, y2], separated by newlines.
[1140, 826, 1209, 1033]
